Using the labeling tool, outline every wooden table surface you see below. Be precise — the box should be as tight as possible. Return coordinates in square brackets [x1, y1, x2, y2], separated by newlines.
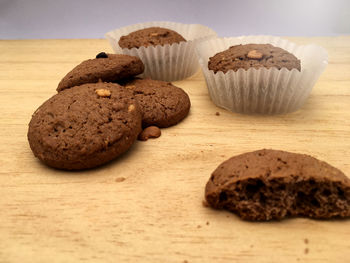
[1, 36, 350, 263]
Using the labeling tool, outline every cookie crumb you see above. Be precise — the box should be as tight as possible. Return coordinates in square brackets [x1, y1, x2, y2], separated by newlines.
[138, 126, 161, 141]
[197, 225, 201, 228]
[304, 238, 309, 244]
[95, 89, 111, 97]
[115, 177, 126, 182]
[304, 248, 309, 254]
[215, 112, 220, 116]
[206, 221, 210, 225]
[202, 200, 209, 207]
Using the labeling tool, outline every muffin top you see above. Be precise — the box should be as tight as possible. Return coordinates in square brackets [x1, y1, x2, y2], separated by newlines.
[118, 27, 186, 49]
[208, 44, 301, 73]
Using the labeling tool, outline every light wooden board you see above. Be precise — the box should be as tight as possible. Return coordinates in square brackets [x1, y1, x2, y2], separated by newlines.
[0, 37, 350, 263]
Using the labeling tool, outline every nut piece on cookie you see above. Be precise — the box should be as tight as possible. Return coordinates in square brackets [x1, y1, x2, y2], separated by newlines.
[95, 89, 111, 97]
[205, 149, 350, 221]
[125, 85, 136, 90]
[247, 50, 263, 59]
[128, 104, 135, 112]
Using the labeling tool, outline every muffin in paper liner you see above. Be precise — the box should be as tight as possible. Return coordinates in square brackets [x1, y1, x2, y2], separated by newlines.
[195, 36, 328, 114]
[105, 21, 217, 82]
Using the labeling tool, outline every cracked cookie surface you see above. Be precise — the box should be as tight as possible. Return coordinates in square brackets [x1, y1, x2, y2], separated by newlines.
[205, 149, 350, 221]
[57, 54, 144, 92]
[123, 78, 191, 128]
[118, 27, 186, 49]
[208, 44, 301, 73]
[28, 82, 142, 170]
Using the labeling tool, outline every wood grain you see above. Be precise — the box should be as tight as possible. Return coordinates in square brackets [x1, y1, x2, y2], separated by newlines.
[0, 37, 350, 263]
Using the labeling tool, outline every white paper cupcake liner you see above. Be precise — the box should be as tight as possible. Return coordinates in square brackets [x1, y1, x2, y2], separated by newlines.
[105, 21, 217, 82]
[196, 36, 328, 114]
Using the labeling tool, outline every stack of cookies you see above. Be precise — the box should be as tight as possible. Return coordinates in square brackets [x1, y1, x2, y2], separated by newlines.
[28, 51, 190, 170]
[195, 36, 328, 114]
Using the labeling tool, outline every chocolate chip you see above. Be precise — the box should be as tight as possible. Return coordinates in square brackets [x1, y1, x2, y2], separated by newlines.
[96, 52, 108, 59]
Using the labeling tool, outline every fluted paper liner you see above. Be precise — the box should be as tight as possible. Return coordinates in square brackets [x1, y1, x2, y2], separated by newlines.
[196, 36, 328, 114]
[105, 21, 217, 81]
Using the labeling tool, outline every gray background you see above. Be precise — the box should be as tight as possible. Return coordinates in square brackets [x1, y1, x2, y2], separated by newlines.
[1, 0, 349, 39]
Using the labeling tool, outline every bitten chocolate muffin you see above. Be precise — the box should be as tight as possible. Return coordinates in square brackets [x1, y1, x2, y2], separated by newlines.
[123, 78, 191, 128]
[57, 53, 144, 92]
[118, 27, 186, 49]
[208, 44, 301, 73]
[28, 83, 142, 170]
[205, 149, 350, 221]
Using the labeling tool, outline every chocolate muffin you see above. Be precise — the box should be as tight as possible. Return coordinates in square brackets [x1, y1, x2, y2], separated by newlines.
[57, 53, 144, 92]
[205, 149, 350, 221]
[123, 78, 191, 128]
[28, 83, 142, 170]
[118, 27, 186, 49]
[208, 44, 301, 73]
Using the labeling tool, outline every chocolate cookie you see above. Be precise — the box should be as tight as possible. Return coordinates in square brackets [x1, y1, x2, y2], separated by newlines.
[205, 149, 350, 221]
[123, 78, 191, 128]
[118, 27, 186, 49]
[57, 53, 144, 92]
[208, 44, 301, 73]
[28, 83, 142, 170]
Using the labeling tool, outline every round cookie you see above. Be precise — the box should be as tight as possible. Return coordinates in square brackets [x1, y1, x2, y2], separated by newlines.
[208, 44, 301, 73]
[123, 78, 191, 128]
[205, 149, 350, 221]
[57, 53, 144, 92]
[118, 27, 186, 49]
[28, 82, 142, 170]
